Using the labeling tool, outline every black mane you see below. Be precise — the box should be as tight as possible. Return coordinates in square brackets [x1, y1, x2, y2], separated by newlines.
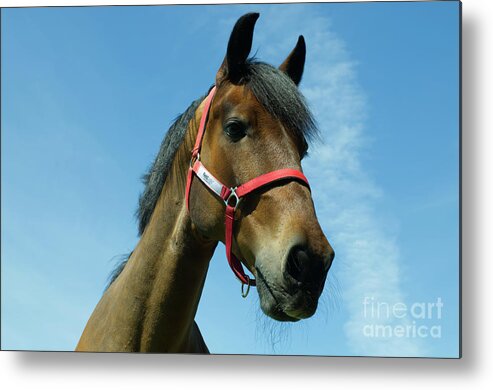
[243, 61, 318, 144]
[106, 61, 318, 290]
[136, 96, 204, 235]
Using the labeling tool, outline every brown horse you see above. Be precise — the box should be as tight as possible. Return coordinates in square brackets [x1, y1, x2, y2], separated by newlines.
[76, 12, 334, 353]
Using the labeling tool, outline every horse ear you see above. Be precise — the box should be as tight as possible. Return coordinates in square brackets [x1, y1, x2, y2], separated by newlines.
[279, 35, 306, 86]
[216, 12, 259, 85]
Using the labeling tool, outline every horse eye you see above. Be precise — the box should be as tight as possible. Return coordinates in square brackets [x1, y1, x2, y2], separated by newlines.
[224, 120, 247, 141]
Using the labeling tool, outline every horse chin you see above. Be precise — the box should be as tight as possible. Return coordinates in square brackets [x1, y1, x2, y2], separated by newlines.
[265, 307, 301, 322]
[255, 266, 319, 322]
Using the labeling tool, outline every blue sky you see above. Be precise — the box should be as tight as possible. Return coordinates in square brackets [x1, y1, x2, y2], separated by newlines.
[1, 1, 460, 357]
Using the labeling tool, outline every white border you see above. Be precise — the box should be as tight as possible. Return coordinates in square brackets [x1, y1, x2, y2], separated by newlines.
[0, 0, 435, 7]
[2, 0, 493, 389]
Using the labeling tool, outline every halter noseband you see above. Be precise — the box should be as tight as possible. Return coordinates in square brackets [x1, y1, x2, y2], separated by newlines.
[185, 86, 310, 297]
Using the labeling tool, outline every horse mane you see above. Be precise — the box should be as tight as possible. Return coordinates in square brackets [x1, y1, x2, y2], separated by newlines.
[243, 61, 318, 146]
[105, 61, 318, 291]
[137, 96, 205, 236]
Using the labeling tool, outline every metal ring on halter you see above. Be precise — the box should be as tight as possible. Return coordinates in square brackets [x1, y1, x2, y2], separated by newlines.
[225, 187, 240, 210]
[189, 152, 200, 168]
[241, 276, 251, 298]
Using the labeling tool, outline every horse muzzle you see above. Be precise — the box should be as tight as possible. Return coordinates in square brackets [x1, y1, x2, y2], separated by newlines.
[255, 243, 334, 321]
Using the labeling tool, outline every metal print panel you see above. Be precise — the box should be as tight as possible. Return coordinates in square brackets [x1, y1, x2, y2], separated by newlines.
[1, 1, 461, 357]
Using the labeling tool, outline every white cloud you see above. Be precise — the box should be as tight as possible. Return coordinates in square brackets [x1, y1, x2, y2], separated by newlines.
[254, 5, 423, 356]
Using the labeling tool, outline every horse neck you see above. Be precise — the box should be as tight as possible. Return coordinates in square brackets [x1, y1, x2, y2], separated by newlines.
[78, 99, 217, 352]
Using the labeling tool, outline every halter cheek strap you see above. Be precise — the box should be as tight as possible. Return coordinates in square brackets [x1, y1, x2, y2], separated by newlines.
[185, 86, 311, 295]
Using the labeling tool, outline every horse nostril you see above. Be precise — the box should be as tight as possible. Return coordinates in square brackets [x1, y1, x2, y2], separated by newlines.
[285, 245, 325, 287]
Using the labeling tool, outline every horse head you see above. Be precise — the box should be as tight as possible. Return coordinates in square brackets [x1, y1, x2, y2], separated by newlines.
[188, 13, 335, 322]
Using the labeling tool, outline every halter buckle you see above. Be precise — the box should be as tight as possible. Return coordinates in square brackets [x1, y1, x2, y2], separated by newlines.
[225, 187, 241, 210]
[241, 276, 251, 298]
[189, 152, 200, 168]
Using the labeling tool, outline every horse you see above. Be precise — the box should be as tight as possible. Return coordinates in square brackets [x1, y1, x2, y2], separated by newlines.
[76, 12, 335, 353]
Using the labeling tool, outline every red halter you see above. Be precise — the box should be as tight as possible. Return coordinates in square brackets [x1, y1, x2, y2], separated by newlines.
[185, 86, 310, 296]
